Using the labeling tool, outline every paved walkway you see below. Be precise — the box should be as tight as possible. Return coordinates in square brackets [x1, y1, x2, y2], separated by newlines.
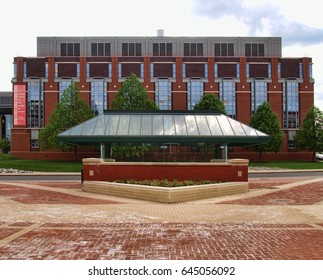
[0, 177, 322, 260]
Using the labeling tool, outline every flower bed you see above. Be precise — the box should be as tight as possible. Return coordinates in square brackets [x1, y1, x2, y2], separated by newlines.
[113, 179, 223, 188]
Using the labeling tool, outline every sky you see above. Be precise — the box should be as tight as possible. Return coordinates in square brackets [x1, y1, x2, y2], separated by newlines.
[1, 0, 323, 110]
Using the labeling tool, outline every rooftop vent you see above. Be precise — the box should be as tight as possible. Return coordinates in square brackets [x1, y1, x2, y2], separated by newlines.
[157, 29, 164, 37]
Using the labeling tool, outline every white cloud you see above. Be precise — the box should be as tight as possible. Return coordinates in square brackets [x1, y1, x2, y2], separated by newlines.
[192, 0, 323, 46]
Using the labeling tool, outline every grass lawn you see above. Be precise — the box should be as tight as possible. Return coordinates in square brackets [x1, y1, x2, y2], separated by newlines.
[249, 161, 323, 169]
[0, 154, 82, 172]
[0, 154, 322, 172]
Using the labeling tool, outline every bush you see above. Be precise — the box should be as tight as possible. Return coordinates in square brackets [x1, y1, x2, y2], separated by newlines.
[0, 138, 10, 153]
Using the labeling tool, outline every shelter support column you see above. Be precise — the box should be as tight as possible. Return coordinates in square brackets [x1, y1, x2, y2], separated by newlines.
[222, 144, 228, 161]
[100, 143, 112, 159]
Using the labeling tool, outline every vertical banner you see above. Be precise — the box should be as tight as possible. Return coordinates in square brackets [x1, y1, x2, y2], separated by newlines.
[14, 84, 26, 126]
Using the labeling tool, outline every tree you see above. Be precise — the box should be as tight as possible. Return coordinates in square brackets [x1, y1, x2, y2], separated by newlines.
[111, 73, 159, 159]
[249, 102, 284, 158]
[294, 106, 323, 161]
[112, 73, 159, 110]
[39, 82, 94, 158]
[194, 94, 226, 114]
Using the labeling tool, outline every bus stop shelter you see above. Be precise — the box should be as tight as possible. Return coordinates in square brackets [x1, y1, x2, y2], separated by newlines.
[57, 111, 270, 161]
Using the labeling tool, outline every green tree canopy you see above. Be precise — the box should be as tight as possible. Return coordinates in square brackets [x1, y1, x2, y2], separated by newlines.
[294, 106, 323, 161]
[194, 94, 226, 114]
[111, 73, 159, 110]
[110, 73, 158, 159]
[249, 102, 284, 157]
[39, 82, 94, 154]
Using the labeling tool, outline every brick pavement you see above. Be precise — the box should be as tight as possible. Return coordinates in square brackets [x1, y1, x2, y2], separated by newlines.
[0, 177, 322, 260]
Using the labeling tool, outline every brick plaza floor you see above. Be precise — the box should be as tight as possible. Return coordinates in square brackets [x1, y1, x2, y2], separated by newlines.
[0, 177, 322, 260]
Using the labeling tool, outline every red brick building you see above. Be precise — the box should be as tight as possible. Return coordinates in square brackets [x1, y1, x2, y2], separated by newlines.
[11, 35, 314, 160]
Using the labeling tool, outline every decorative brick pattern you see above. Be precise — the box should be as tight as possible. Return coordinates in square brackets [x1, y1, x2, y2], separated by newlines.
[0, 178, 322, 260]
[0, 184, 121, 204]
[0, 223, 322, 260]
[222, 181, 323, 205]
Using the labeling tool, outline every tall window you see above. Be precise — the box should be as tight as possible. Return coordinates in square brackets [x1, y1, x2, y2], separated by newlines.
[214, 43, 234, 56]
[251, 80, 268, 114]
[153, 43, 172, 56]
[91, 43, 111, 56]
[187, 79, 203, 110]
[27, 80, 44, 128]
[219, 80, 236, 118]
[184, 43, 203, 56]
[60, 43, 80, 56]
[283, 80, 299, 129]
[91, 80, 107, 115]
[155, 79, 172, 110]
[59, 79, 72, 100]
[245, 43, 264, 57]
[122, 43, 141, 56]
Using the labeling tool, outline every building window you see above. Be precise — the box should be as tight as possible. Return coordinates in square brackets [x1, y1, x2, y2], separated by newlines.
[187, 79, 204, 110]
[91, 80, 107, 115]
[23, 63, 27, 79]
[122, 43, 141, 56]
[214, 64, 218, 78]
[246, 64, 250, 78]
[59, 79, 72, 100]
[214, 43, 234, 56]
[251, 80, 268, 114]
[13, 63, 17, 79]
[45, 63, 48, 78]
[245, 43, 265, 57]
[31, 130, 39, 149]
[184, 43, 203, 56]
[155, 79, 172, 110]
[60, 43, 80, 56]
[27, 80, 44, 128]
[299, 63, 303, 79]
[153, 43, 172, 56]
[219, 80, 236, 118]
[91, 43, 111, 56]
[288, 130, 297, 150]
[283, 80, 299, 129]
[236, 64, 240, 79]
[268, 64, 272, 79]
[309, 63, 313, 79]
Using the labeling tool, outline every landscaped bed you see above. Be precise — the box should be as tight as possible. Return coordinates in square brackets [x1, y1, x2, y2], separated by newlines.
[112, 179, 223, 188]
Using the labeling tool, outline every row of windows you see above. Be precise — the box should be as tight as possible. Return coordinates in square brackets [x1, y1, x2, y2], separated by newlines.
[20, 61, 312, 81]
[60, 42, 266, 57]
[61, 43, 80, 57]
[27, 79, 300, 129]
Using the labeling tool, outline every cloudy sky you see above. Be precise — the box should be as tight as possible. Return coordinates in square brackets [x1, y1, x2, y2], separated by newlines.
[1, 0, 322, 110]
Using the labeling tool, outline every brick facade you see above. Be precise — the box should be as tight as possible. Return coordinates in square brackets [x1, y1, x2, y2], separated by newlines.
[11, 36, 314, 160]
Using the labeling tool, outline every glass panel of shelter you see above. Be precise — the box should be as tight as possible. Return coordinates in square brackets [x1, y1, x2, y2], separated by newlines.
[109, 142, 228, 163]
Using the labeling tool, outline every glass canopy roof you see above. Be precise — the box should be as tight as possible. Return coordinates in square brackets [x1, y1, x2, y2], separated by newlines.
[57, 111, 270, 145]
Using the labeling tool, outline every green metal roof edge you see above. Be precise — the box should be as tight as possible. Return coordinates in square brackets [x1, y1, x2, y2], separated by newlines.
[57, 134, 270, 145]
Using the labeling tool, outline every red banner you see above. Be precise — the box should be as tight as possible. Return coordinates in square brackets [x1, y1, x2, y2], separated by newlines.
[14, 84, 26, 126]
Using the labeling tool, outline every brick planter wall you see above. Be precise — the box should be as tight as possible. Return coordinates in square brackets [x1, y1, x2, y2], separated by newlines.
[82, 158, 249, 182]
